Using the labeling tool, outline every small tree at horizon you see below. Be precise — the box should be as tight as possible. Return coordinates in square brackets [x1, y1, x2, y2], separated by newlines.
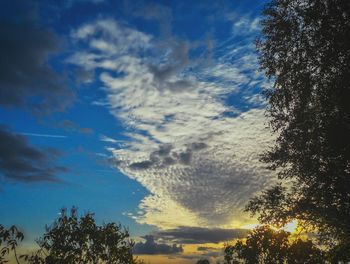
[21, 207, 139, 264]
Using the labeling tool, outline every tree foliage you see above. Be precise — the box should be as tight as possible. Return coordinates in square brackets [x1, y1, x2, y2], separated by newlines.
[246, 0, 350, 257]
[0, 225, 24, 264]
[21, 207, 138, 264]
[286, 238, 325, 264]
[1, 209, 140, 264]
[224, 225, 324, 264]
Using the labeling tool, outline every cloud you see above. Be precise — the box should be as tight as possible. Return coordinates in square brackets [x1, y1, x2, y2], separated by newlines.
[129, 160, 155, 170]
[18, 133, 67, 138]
[56, 119, 93, 134]
[128, 142, 208, 170]
[225, 12, 261, 36]
[0, 126, 67, 183]
[0, 20, 73, 113]
[70, 18, 151, 54]
[133, 235, 183, 255]
[74, 68, 95, 85]
[147, 41, 193, 93]
[153, 226, 248, 244]
[69, 16, 274, 229]
[179, 245, 224, 262]
[197, 246, 217, 251]
[131, 2, 173, 37]
[99, 135, 124, 143]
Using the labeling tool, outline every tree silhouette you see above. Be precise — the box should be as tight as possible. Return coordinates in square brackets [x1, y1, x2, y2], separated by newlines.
[21, 207, 138, 264]
[225, 226, 289, 264]
[196, 259, 210, 264]
[224, 225, 325, 264]
[286, 238, 324, 264]
[246, 0, 350, 258]
[0, 225, 24, 264]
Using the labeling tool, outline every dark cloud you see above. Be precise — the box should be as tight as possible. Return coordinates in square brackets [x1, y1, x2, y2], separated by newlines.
[74, 68, 95, 85]
[148, 42, 193, 93]
[0, 20, 73, 113]
[197, 246, 217, 251]
[153, 226, 249, 244]
[194, 247, 222, 261]
[128, 142, 207, 170]
[133, 235, 183, 255]
[162, 156, 177, 166]
[189, 142, 207, 151]
[178, 150, 192, 165]
[129, 160, 155, 170]
[0, 126, 67, 183]
[181, 251, 221, 261]
[56, 119, 93, 134]
[201, 251, 220, 258]
[151, 143, 172, 157]
[133, 2, 172, 37]
[177, 142, 208, 165]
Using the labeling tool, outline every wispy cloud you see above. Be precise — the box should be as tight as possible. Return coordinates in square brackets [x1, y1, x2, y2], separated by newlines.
[18, 132, 67, 138]
[68, 15, 274, 229]
[99, 135, 124, 143]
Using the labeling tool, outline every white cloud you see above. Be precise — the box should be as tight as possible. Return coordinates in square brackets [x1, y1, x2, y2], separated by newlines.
[69, 17, 274, 229]
[99, 135, 124, 143]
[225, 12, 261, 36]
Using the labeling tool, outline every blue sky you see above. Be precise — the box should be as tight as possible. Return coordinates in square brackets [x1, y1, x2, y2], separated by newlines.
[0, 0, 274, 262]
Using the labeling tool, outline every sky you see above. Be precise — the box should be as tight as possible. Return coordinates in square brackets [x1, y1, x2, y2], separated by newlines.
[0, 0, 275, 262]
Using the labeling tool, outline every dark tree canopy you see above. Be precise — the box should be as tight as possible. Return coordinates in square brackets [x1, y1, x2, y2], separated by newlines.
[246, 0, 350, 257]
[0, 225, 24, 264]
[286, 238, 325, 264]
[225, 226, 289, 264]
[22, 207, 138, 264]
[224, 225, 325, 264]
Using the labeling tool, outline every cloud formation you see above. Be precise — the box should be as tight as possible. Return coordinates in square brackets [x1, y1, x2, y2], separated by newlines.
[69, 15, 274, 228]
[0, 126, 67, 183]
[153, 226, 248, 244]
[0, 20, 73, 113]
[133, 235, 183, 255]
[128, 142, 208, 170]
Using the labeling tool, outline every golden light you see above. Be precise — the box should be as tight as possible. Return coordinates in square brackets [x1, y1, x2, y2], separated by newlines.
[281, 220, 298, 233]
[241, 220, 299, 234]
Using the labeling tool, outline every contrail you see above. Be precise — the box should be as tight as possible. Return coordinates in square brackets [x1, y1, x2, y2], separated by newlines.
[18, 132, 67, 138]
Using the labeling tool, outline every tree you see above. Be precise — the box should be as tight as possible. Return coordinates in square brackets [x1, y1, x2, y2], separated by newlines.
[21, 207, 138, 264]
[225, 225, 289, 264]
[245, 0, 350, 257]
[0, 225, 24, 264]
[287, 239, 324, 264]
[224, 225, 325, 264]
[196, 259, 210, 264]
